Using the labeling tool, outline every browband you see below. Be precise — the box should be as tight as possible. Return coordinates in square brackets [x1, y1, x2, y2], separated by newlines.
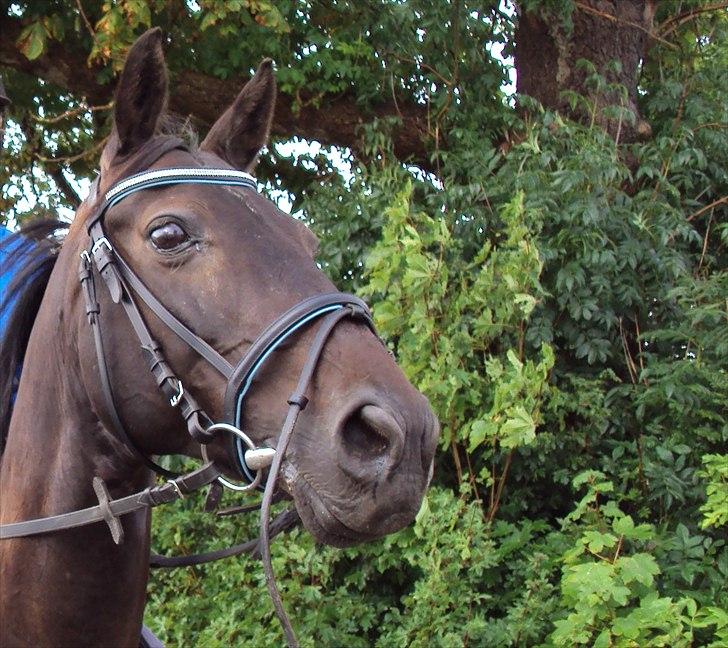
[87, 167, 257, 231]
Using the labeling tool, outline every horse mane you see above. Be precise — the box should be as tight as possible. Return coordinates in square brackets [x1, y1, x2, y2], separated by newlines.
[0, 219, 69, 453]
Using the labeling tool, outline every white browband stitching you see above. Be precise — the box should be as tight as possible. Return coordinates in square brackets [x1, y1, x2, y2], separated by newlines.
[105, 167, 257, 202]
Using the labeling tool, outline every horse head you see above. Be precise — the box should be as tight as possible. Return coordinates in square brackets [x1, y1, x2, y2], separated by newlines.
[67, 28, 439, 547]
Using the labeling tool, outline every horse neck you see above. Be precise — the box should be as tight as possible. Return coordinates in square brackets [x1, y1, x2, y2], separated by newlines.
[0, 245, 153, 646]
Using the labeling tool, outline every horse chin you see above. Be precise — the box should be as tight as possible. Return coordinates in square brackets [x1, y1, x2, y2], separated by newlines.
[280, 461, 380, 548]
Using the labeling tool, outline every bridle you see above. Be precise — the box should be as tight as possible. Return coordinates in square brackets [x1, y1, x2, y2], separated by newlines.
[0, 149, 379, 647]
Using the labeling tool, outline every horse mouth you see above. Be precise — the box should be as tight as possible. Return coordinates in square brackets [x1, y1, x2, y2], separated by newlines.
[279, 461, 380, 548]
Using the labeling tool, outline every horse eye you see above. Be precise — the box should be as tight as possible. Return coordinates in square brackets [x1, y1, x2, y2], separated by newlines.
[150, 222, 189, 251]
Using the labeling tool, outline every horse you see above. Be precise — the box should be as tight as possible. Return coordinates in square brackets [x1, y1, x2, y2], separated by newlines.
[0, 28, 439, 647]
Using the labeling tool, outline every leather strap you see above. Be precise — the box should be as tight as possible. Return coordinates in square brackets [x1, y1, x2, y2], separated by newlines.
[259, 307, 355, 648]
[224, 293, 373, 420]
[84, 136, 188, 232]
[79, 252, 177, 477]
[224, 293, 374, 483]
[0, 462, 221, 541]
[112, 249, 233, 378]
[149, 508, 299, 568]
[87, 222, 216, 446]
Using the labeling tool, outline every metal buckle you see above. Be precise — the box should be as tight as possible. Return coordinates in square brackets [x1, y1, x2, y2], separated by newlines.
[80, 249, 91, 264]
[167, 479, 185, 499]
[170, 380, 184, 407]
[91, 237, 112, 255]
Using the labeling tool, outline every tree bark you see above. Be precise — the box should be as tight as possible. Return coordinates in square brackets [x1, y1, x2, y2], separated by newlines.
[515, 0, 656, 141]
[0, 75, 8, 152]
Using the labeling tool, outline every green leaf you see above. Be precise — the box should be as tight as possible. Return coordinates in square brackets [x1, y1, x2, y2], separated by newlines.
[612, 514, 634, 536]
[499, 406, 536, 449]
[593, 629, 611, 648]
[583, 530, 618, 554]
[616, 553, 660, 587]
[612, 613, 642, 640]
[17, 22, 47, 60]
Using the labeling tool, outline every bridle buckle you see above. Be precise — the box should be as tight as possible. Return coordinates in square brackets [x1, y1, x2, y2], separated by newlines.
[91, 237, 112, 255]
[169, 380, 184, 407]
[167, 479, 185, 499]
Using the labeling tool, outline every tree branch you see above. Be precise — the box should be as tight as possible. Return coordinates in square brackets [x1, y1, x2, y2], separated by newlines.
[0, 14, 433, 169]
[686, 196, 727, 222]
[47, 166, 81, 209]
[573, 0, 676, 50]
[658, 2, 728, 38]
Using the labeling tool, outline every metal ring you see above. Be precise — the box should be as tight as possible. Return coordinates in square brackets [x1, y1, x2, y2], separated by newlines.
[200, 423, 263, 492]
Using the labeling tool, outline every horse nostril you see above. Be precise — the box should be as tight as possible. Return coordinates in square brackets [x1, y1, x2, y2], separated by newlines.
[340, 405, 405, 469]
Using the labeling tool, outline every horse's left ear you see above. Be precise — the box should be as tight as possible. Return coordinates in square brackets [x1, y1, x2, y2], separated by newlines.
[200, 59, 276, 171]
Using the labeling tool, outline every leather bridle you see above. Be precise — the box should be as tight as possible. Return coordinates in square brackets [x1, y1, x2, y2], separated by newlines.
[0, 153, 379, 648]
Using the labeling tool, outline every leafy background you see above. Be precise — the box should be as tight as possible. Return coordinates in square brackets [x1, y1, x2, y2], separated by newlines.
[2, 1, 727, 646]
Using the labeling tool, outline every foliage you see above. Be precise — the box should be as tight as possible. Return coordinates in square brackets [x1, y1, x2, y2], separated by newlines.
[699, 454, 728, 530]
[3, 0, 728, 646]
[551, 471, 697, 647]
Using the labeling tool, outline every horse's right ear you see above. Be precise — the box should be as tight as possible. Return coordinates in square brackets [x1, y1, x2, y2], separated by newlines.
[109, 28, 168, 158]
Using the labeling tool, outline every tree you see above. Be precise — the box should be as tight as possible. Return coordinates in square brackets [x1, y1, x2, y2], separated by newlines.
[2, 1, 727, 645]
[515, 0, 656, 140]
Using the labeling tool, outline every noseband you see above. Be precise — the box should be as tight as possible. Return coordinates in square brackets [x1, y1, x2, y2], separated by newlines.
[0, 156, 379, 647]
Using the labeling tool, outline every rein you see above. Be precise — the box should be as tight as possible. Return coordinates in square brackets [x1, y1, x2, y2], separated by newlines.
[0, 161, 378, 648]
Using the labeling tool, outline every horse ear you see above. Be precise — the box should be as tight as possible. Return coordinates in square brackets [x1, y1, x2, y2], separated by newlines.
[200, 59, 276, 171]
[111, 28, 168, 157]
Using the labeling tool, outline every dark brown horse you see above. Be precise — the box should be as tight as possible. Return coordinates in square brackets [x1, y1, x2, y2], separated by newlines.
[0, 29, 438, 647]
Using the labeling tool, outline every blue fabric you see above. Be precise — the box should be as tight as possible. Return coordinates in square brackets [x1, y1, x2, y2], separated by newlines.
[0, 227, 19, 332]
[1, 227, 40, 327]
[1, 227, 38, 405]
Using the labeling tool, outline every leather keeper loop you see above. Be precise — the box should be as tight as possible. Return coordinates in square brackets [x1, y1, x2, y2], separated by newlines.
[142, 344, 177, 390]
[286, 393, 309, 410]
[186, 411, 215, 444]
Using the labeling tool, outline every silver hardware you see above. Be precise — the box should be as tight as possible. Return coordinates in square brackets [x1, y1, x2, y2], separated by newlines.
[91, 237, 112, 255]
[170, 380, 184, 407]
[200, 423, 270, 492]
[80, 249, 91, 263]
[244, 447, 276, 471]
[168, 480, 185, 499]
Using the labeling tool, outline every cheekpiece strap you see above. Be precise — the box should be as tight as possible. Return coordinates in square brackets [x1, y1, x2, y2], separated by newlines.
[79, 167, 258, 473]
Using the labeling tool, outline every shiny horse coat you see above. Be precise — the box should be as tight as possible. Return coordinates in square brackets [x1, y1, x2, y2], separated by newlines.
[0, 28, 438, 647]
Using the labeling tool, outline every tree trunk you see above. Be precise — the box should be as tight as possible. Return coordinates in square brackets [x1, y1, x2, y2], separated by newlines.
[0, 75, 8, 152]
[515, 0, 656, 142]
